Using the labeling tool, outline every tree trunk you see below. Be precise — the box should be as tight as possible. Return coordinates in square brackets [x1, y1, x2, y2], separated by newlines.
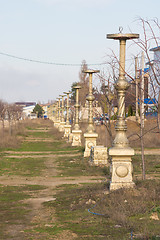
[140, 123, 145, 180]
[2, 119, 5, 138]
[9, 120, 12, 136]
[158, 90, 160, 131]
[140, 91, 145, 180]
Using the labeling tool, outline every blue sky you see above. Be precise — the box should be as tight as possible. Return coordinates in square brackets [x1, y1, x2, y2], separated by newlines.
[0, 0, 159, 103]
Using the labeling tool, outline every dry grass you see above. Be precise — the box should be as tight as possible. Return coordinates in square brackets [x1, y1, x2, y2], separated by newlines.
[0, 119, 55, 150]
[49, 126, 64, 140]
[79, 118, 160, 148]
[127, 118, 160, 148]
[51, 180, 160, 239]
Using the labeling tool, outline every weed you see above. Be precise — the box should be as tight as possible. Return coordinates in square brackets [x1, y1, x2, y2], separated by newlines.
[34, 224, 64, 235]
[43, 180, 160, 239]
[55, 155, 109, 177]
[0, 157, 46, 176]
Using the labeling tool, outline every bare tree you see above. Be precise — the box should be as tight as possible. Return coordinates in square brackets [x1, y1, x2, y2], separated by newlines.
[78, 60, 89, 106]
[95, 70, 115, 146]
[134, 18, 160, 129]
[0, 100, 6, 137]
[96, 19, 160, 179]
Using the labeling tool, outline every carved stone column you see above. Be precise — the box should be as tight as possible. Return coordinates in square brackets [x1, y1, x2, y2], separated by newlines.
[55, 98, 61, 128]
[59, 95, 65, 132]
[72, 86, 82, 146]
[63, 91, 72, 138]
[83, 70, 99, 157]
[50, 104, 54, 122]
[107, 32, 139, 190]
[54, 101, 60, 128]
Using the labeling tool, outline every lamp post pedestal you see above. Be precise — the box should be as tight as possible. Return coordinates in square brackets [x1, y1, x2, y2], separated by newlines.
[55, 98, 61, 128]
[84, 132, 98, 157]
[64, 124, 72, 138]
[68, 132, 73, 143]
[109, 147, 135, 190]
[59, 95, 65, 132]
[72, 129, 82, 146]
[54, 120, 60, 128]
[107, 32, 139, 190]
[54, 101, 60, 128]
[83, 70, 99, 157]
[71, 86, 82, 147]
[92, 146, 108, 166]
[59, 122, 65, 132]
[63, 92, 72, 139]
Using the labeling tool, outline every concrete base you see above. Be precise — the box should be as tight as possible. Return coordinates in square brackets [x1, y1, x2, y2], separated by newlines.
[54, 121, 60, 128]
[110, 182, 135, 191]
[84, 132, 98, 157]
[109, 147, 135, 191]
[68, 133, 73, 143]
[58, 122, 65, 132]
[64, 125, 71, 138]
[92, 146, 108, 166]
[72, 130, 82, 146]
[51, 117, 55, 122]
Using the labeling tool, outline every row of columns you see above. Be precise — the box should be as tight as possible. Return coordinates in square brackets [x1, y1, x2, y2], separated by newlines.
[51, 31, 139, 191]
[53, 70, 98, 157]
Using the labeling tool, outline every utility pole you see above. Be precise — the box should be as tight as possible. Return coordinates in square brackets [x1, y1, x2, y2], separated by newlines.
[135, 56, 139, 121]
[141, 51, 145, 128]
[140, 51, 145, 180]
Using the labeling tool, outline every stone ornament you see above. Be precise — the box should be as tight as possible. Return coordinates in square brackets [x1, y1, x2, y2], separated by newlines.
[107, 32, 139, 190]
[92, 146, 108, 166]
[72, 86, 82, 147]
[83, 70, 99, 157]
[63, 91, 72, 139]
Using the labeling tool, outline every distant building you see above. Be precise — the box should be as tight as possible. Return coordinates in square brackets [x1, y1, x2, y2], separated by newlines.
[41, 103, 51, 118]
[148, 46, 160, 99]
[15, 102, 36, 107]
[22, 104, 36, 119]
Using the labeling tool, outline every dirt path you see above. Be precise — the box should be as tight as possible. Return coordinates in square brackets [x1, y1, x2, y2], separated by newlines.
[4, 150, 80, 154]
[5, 153, 82, 158]
[0, 126, 104, 239]
[0, 175, 104, 187]
[27, 129, 51, 132]
[23, 138, 58, 142]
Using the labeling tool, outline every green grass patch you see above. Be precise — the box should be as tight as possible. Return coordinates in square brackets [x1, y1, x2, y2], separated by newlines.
[0, 157, 46, 177]
[55, 155, 110, 177]
[0, 184, 47, 238]
[26, 131, 52, 138]
[13, 140, 82, 153]
[0, 185, 31, 237]
[33, 224, 64, 235]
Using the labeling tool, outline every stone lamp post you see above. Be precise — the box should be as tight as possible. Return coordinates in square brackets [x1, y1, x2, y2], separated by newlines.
[71, 85, 82, 146]
[63, 91, 72, 138]
[83, 70, 99, 157]
[54, 100, 59, 127]
[107, 32, 139, 190]
[50, 104, 54, 121]
[49, 104, 54, 121]
[59, 95, 65, 132]
[56, 97, 61, 128]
